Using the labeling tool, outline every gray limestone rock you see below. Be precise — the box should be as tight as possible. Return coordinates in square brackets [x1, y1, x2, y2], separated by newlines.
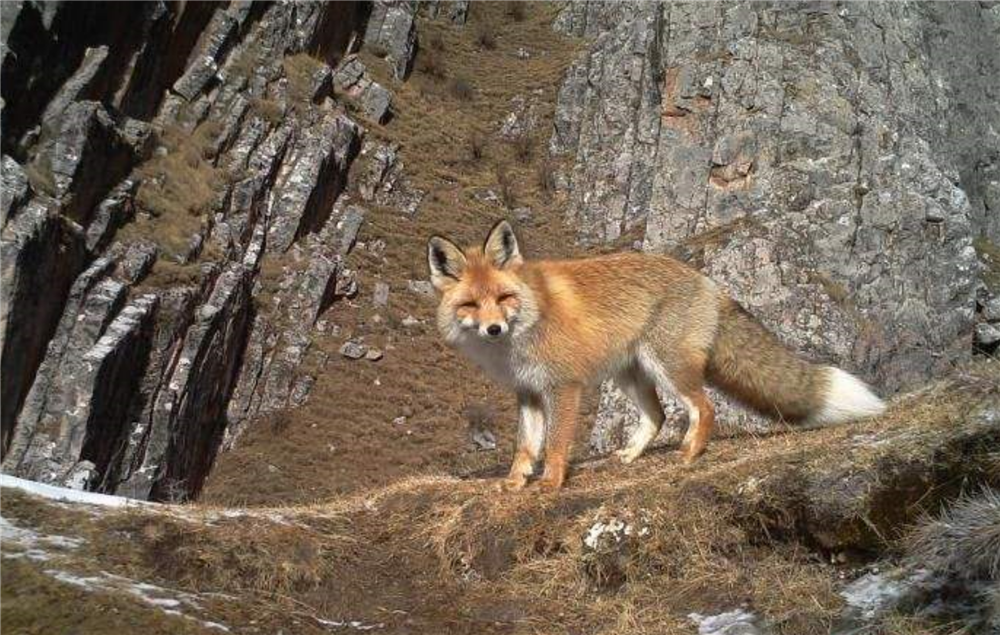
[363, 1, 417, 81]
[550, 2, 1000, 451]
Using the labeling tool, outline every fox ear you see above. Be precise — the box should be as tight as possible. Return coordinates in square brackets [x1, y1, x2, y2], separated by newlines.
[483, 220, 522, 269]
[427, 235, 467, 290]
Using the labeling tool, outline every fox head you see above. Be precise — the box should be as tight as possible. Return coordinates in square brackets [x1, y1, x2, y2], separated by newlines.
[427, 220, 537, 344]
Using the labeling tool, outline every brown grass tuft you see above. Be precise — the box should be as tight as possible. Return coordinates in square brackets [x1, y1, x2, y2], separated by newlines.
[509, 129, 534, 162]
[467, 130, 488, 163]
[506, 3, 527, 23]
[494, 162, 516, 209]
[282, 53, 326, 105]
[416, 48, 447, 81]
[535, 157, 556, 199]
[129, 515, 337, 594]
[250, 97, 284, 125]
[23, 157, 57, 197]
[131, 121, 224, 258]
[448, 76, 475, 101]
[476, 23, 498, 50]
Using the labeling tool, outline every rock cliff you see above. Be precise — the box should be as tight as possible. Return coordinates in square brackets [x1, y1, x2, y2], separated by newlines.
[547, 2, 1000, 450]
[0, 0, 426, 499]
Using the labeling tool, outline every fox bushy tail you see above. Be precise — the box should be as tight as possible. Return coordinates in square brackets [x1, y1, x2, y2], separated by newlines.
[706, 299, 885, 425]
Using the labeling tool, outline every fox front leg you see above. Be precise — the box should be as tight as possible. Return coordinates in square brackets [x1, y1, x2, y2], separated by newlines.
[500, 392, 546, 491]
[535, 384, 583, 491]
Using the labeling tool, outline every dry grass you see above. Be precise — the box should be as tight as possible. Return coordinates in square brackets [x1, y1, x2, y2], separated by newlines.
[467, 130, 488, 163]
[416, 47, 447, 80]
[283, 53, 326, 105]
[447, 76, 475, 101]
[23, 156, 57, 197]
[126, 515, 338, 594]
[975, 236, 1000, 293]
[536, 156, 556, 198]
[250, 97, 284, 125]
[509, 128, 534, 161]
[128, 121, 225, 258]
[494, 161, 517, 208]
[506, 3, 527, 23]
[4, 359, 998, 634]
[475, 23, 498, 50]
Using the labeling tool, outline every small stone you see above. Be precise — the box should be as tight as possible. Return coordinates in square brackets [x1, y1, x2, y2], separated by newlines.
[975, 322, 1000, 346]
[340, 339, 367, 359]
[393, 416, 407, 425]
[365, 348, 383, 361]
[513, 207, 532, 224]
[982, 297, 1000, 322]
[401, 315, 422, 328]
[407, 280, 434, 296]
[470, 428, 497, 451]
[373, 281, 390, 306]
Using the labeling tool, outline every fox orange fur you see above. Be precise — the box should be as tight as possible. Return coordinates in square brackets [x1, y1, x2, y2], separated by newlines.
[428, 220, 885, 491]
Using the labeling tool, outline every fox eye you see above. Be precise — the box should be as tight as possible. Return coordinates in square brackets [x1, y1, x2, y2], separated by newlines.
[497, 293, 516, 303]
[459, 300, 478, 309]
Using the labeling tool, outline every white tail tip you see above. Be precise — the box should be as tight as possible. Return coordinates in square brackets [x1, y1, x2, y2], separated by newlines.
[810, 367, 886, 425]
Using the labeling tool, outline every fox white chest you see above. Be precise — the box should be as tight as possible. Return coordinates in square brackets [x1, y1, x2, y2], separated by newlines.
[454, 337, 549, 392]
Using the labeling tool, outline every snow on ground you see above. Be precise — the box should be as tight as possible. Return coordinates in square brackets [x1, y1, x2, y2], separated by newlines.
[1, 474, 153, 508]
[1, 515, 86, 562]
[688, 608, 764, 635]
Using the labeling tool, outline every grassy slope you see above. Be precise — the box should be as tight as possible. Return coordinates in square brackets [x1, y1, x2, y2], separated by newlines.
[3, 360, 997, 635]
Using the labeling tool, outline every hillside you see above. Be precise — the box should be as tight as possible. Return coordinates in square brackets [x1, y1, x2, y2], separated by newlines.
[3, 360, 999, 634]
[2, 1, 1000, 634]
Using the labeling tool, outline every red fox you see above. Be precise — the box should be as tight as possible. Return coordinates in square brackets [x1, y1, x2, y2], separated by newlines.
[428, 220, 886, 491]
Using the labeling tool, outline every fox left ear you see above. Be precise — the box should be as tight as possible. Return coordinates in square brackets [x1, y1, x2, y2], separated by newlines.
[483, 220, 523, 269]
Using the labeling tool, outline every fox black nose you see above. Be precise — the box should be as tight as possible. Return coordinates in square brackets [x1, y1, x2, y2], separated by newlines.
[487, 324, 502, 337]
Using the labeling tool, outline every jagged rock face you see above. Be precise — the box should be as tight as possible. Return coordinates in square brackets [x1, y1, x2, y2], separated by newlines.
[0, 0, 417, 500]
[548, 2, 1000, 449]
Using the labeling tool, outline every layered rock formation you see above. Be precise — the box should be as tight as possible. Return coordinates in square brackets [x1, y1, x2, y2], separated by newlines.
[2, 0, 997, 501]
[0, 0, 421, 500]
[547, 2, 1000, 450]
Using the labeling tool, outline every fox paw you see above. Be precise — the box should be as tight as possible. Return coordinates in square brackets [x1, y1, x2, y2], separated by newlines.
[497, 474, 528, 492]
[680, 445, 705, 465]
[533, 474, 565, 491]
[615, 446, 642, 465]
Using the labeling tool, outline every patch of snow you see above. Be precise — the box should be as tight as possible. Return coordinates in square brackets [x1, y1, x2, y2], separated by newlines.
[1, 474, 153, 508]
[583, 510, 652, 550]
[688, 609, 761, 635]
[840, 571, 925, 621]
[317, 617, 386, 631]
[1, 515, 86, 562]
[40, 567, 231, 632]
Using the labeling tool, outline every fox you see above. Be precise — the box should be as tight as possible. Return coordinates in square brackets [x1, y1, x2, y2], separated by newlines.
[427, 220, 886, 491]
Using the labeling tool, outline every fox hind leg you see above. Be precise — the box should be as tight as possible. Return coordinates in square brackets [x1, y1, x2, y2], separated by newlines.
[614, 365, 666, 464]
[639, 342, 716, 463]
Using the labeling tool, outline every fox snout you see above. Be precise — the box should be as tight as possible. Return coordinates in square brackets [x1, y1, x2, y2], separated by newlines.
[481, 321, 508, 340]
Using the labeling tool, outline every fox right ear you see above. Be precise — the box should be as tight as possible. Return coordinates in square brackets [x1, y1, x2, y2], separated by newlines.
[427, 236, 467, 290]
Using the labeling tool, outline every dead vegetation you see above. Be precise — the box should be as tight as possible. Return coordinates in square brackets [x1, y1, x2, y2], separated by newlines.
[4, 360, 997, 634]
[126, 121, 225, 259]
[250, 97, 284, 125]
[282, 53, 326, 105]
[416, 47, 447, 80]
[448, 76, 475, 101]
[475, 23, 498, 50]
[467, 130, 487, 163]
